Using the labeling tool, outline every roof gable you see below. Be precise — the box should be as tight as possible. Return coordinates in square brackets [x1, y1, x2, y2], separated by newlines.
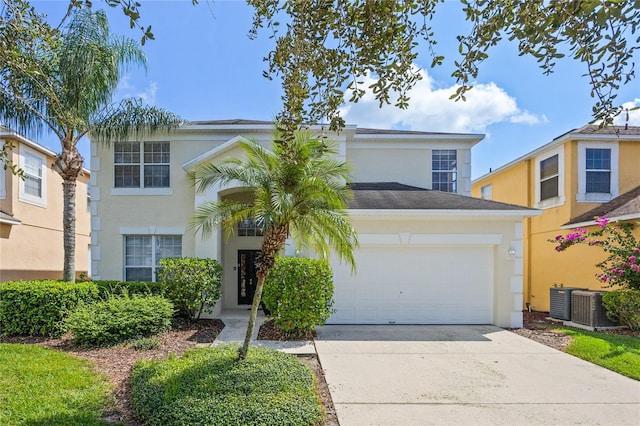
[182, 135, 251, 170]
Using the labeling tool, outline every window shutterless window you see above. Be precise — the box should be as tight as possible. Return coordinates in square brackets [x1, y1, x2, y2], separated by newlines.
[114, 141, 170, 188]
[237, 218, 264, 236]
[539, 154, 559, 201]
[124, 235, 182, 281]
[480, 184, 493, 200]
[23, 152, 43, 197]
[585, 148, 611, 193]
[432, 149, 457, 193]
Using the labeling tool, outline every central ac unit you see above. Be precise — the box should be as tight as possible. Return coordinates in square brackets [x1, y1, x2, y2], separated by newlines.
[549, 287, 587, 320]
[571, 291, 618, 328]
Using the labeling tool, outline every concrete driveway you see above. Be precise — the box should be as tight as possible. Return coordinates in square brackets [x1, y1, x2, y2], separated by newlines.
[315, 325, 640, 426]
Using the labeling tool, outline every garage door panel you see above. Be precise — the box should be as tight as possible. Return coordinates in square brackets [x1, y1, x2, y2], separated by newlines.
[329, 245, 494, 324]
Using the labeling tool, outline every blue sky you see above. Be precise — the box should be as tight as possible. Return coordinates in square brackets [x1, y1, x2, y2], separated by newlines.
[30, 0, 640, 179]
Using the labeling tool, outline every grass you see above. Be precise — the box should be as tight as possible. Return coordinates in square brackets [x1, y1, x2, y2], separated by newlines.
[131, 344, 324, 426]
[555, 327, 640, 380]
[0, 343, 113, 425]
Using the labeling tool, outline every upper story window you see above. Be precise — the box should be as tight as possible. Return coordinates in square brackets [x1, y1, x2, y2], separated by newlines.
[534, 146, 564, 209]
[237, 218, 264, 237]
[577, 142, 618, 203]
[114, 141, 170, 189]
[432, 149, 457, 193]
[480, 184, 493, 200]
[124, 234, 182, 281]
[18, 145, 47, 207]
[539, 154, 559, 201]
[585, 148, 611, 193]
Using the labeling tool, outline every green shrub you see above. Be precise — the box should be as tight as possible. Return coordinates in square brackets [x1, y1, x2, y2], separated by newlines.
[157, 257, 222, 319]
[128, 336, 162, 350]
[93, 280, 166, 298]
[0, 280, 98, 337]
[131, 345, 323, 426]
[66, 295, 174, 347]
[262, 257, 335, 334]
[602, 290, 640, 331]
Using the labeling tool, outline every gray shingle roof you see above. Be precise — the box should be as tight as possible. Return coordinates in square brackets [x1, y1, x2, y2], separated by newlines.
[564, 185, 640, 226]
[349, 182, 535, 211]
[572, 124, 640, 136]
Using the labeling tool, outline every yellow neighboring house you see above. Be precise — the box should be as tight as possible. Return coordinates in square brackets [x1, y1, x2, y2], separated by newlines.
[472, 124, 640, 312]
[0, 127, 91, 281]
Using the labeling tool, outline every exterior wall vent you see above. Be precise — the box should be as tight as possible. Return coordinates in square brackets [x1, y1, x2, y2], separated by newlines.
[549, 287, 586, 320]
[571, 291, 618, 328]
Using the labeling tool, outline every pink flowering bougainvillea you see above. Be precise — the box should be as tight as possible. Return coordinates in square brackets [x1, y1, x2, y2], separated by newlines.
[551, 216, 640, 290]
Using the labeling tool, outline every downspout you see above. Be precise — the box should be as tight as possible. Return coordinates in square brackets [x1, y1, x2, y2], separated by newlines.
[525, 159, 533, 311]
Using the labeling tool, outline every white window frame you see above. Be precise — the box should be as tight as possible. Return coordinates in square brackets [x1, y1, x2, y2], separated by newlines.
[122, 232, 183, 282]
[112, 141, 172, 196]
[431, 149, 458, 193]
[480, 184, 493, 200]
[534, 146, 565, 209]
[577, 141, 618, 203]
[18, 144, 47, 207]
[0, 140, 6, 199]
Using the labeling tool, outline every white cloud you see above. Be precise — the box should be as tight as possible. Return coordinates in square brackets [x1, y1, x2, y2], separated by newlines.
[339, 69, 545, 133]
[116, 75, 158, 105]
[613, 99, 640, 126]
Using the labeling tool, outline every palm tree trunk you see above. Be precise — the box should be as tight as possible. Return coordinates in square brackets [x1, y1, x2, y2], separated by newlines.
[62, 177, 76, 282]
[237, 224, 289, 360]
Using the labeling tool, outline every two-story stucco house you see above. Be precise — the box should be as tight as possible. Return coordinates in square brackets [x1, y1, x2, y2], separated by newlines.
[472, 125, 640, 312]
[0, 127, 91, 281]
[90, 119, 538, 328]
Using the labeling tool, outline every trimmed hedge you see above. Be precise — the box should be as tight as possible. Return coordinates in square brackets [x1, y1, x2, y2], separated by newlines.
[602, 290, 640, 331]
[157, 258, 223, 319]
[262, 257, 335, 333]
[131, 345, 323, 425]
[0, 280, 98, 337]
[92, 280, 166, 298]
[66, 295, 174, 347]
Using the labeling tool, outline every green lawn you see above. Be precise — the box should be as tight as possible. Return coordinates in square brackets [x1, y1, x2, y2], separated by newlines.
[131, 344, 324, 426]
[0, 344, 113, 426]
[556, 327, 640, 380]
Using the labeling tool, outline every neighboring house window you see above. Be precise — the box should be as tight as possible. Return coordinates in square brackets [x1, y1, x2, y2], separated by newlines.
[539, 154, 559, 201]
[18, 146, 47, 207]
[534, 146, 564, 209]
[480, 184, 493, 200]
[432, 149, 457, 193]
[577, 141, 618, 203]
[0, 159, 6, 200]
[237, 218, 264, 236]
[124, 235, 181, 281]
[114, 141, 170, 188]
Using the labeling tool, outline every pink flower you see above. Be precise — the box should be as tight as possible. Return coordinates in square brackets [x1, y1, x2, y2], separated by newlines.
[630, 255, 637, 262]
[595, 216, 609, 227]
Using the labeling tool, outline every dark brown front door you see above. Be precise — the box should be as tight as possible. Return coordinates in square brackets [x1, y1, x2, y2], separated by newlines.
[237, 250, 260, 305]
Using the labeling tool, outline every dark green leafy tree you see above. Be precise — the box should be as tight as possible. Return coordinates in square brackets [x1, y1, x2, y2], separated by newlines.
[191, 130, 358, 360]
[0, 5, 182, 281]
[247, 0, 639, 133]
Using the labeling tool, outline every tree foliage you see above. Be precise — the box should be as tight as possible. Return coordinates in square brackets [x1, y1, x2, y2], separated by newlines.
[247, 0, 640, 132]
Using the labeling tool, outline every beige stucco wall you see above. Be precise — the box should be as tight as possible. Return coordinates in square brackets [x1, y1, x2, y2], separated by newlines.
[0, 138, 90, 281]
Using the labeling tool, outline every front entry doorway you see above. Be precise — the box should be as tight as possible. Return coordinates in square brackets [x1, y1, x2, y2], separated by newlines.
[237, 250, 261, 305]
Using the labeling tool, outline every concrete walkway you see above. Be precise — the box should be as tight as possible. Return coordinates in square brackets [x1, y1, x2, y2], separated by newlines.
[315, 324, 640, 426]
[214, 309, 315, 354]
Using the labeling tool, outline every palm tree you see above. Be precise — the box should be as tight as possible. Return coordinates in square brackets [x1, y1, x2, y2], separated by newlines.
[0, 6, 182, 282]
[191, 130, 358, 360]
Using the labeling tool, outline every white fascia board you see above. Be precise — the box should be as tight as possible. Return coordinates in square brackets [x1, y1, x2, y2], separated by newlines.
[181, 135, 251, 170]
[1, 131, 91, 175]
[348, 209, 541, 218]
[179, 123, 358, 133]
[473, 130, 640, 184]
[0, 216, 22, 225]
[561, 213, 640, 229]
[353, 133, 484, 145]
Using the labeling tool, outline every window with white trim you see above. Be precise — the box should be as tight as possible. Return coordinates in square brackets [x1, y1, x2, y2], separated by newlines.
[577, 141, 618, 203]
[539, 154, 559, 201]
[237, 218, 264, 236]
[534, 146, 565, 209]
[124, 235, 181, 281]
[18, 146, 47, 207]
[432, 149, 457, 193]
[114, 141, 170, 188]
[480, 184, 493, 200]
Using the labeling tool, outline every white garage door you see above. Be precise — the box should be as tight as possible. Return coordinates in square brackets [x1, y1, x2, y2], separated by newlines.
[328, 245, 494, 324]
